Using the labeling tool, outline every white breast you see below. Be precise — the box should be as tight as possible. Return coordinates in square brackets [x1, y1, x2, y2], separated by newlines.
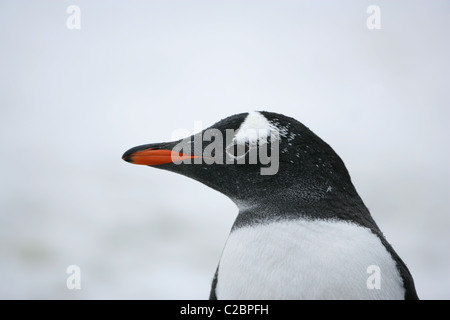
[216, 219, 405, 299]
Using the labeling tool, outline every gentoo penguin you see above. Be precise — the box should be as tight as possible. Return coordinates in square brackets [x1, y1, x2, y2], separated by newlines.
[122, 111, 419, 300]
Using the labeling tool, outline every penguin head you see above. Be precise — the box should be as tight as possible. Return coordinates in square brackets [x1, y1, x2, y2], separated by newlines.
[122, 111, 353, 206]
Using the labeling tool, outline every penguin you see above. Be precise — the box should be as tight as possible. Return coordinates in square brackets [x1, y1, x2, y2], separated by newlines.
[122, 111, 419, 300]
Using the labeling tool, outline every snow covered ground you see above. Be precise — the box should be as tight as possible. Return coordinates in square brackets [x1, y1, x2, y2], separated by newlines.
[1, 0, 449, 299]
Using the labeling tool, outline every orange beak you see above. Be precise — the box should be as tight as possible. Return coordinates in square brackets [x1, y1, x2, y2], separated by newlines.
[122, 148, 200, 166]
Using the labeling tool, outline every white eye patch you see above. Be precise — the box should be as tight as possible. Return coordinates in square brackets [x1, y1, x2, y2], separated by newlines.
[234, 111, 280, 145]
[223, 112, 280, 175]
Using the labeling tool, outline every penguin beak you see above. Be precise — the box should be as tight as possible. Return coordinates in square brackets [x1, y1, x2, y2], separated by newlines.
[122, 143, 200, 166]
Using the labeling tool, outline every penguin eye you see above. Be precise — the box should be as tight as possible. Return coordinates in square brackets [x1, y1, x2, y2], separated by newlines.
[226, 141, 250, 158]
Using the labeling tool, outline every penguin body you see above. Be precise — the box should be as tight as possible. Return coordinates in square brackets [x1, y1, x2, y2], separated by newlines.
[122, 111, 419, 300]
[216, 219, 404, 299]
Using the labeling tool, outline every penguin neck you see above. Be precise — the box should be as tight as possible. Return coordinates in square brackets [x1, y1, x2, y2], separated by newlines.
[231, 182, 377, 232]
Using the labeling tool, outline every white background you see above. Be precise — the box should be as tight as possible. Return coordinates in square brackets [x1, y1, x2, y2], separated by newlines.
[0, 0, 449, 299]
